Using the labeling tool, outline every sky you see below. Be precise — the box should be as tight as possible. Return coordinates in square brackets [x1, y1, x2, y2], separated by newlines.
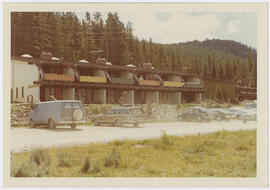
[76, 11, 257, 49]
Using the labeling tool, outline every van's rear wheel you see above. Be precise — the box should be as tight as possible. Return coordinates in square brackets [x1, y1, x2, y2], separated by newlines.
[49, 119, 55, 129]
[71, 123, 76, 129]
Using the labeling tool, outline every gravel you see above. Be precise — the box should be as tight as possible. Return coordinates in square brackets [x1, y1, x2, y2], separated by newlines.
[10, 120, 256, 153]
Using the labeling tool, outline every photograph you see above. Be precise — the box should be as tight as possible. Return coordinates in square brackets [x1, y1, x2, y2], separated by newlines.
[2, 2, 268, 188]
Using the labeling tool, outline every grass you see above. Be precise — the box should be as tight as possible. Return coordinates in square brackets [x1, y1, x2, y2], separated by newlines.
[10, 130, 256, 177]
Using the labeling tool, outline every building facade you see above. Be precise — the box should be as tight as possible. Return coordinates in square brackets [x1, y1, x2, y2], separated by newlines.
[12, 55, 255, 105]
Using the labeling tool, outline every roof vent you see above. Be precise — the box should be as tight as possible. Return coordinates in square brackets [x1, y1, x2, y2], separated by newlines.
[79, 59, 89, 63]
[51, 57, 60, 60]
[126, 64, 136, 68]
[21, 54, 32, 58]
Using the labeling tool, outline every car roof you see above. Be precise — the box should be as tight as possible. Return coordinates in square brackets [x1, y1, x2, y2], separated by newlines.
[110, 106, 141, 110]
[36, 100, 82, 105]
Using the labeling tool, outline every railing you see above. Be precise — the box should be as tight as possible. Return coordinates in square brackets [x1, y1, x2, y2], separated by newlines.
[79, 76, 107, 83]
[110, 77, 135, 85]
[163, 81, 183, 87]
[138, 80, 160, 86]
[184, 82, 204, 88]
[44, 73, 75, 81]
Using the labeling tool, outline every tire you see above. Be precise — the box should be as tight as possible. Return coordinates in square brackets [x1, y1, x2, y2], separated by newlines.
[49, 119, 55, 129]
[177, 116, 182, 121]
[71, 123, 76, 129]
[73, 109, 83, 121]
[29, 119, 36, 128]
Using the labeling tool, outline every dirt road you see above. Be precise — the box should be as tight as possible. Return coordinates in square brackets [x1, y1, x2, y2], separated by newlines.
[10, 120, 256, 152]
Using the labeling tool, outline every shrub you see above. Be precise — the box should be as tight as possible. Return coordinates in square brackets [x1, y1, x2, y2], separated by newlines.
[111, 139, 126, 147]
[11, 157, 49, 177]
[90, 161, 100, 173]
[81, 157, 91, 173]
[160, 130, 173, 146]
[30, 148, 50, 166]
[57, 152, 72, 167]
[80, 157, 101, 174]
[104, 148, 121, 168]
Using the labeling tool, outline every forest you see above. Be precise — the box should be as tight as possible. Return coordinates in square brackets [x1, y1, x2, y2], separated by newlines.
[11, 12, 257, 87]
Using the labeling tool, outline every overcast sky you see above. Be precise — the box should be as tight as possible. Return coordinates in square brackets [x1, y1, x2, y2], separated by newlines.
[76, 11, 257, 49]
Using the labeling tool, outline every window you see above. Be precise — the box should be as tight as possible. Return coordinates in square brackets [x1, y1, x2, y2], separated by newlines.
[22, 87, 24, 98]
[11, 88, 13, 102]
[73, 103, 80, 109]
[16, 87, 18, 99]
[64, 103, 72, 109]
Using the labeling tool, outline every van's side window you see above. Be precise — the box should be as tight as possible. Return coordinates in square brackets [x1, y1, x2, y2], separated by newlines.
[73, 103, 80, 109]
[64, 103, 72, 109]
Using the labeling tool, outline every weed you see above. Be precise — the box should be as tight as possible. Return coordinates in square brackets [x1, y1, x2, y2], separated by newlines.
[104, 148, 121, 168]
[81, 157, 91, 173]
[111, 139, 126, 147]
[235, 145, 249, 151]
[30, 148, 50, 166]
[57, 152, 72, 167]
[90, 161, 100, 173]
[160, 130, 173, 146]
[11, 157, 49, 177]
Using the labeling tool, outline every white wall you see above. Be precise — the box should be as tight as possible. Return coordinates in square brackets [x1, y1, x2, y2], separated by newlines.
[11, 59, 40, 103]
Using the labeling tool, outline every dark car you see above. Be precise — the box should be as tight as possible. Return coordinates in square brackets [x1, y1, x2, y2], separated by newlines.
[207, 108, 230, 121]
[29, 100, 86, 129]
[90, 106, 148, 127]
[239, 110, 257, 123]
[177, 107, 211, 122]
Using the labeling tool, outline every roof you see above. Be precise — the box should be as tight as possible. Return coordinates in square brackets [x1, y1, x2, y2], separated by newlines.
[11, 56, 202, 78]
[36, 100, 82, 105]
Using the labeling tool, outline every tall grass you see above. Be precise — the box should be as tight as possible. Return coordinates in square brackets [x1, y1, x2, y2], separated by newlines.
[11, 130, 256, 177]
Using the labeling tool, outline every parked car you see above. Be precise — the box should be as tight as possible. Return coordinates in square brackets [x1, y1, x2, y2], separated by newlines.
[29, 100, 86, 129]
[226, 107, 247, 119]
[207, 108, 230, 121]
[177, 107, 211, 122]
[239, 110, 257, 123]
[90, 106, 148, 127]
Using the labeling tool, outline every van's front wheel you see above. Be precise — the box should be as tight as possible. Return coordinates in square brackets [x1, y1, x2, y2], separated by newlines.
[71, 123, 76, 129]
[49, 119, 55, 129]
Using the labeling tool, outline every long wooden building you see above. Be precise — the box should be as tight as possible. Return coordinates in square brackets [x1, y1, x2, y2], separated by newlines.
[10, 55, 256, 104]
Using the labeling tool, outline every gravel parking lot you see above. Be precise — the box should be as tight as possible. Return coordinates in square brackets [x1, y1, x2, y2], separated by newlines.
[10, 120, 256, 153]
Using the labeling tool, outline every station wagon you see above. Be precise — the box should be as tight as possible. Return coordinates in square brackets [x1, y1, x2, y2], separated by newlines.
[29, 100, 86, 129]
[90, 106, 148, 127]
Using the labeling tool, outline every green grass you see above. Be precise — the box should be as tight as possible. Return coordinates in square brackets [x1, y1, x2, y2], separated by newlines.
[10, 130, 256, 177]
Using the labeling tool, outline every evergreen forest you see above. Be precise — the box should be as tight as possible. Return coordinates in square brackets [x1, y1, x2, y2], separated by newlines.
[11, 12, 257, 87]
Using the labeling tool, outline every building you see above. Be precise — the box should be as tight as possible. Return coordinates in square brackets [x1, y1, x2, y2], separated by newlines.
[12, 55, 256, 105]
